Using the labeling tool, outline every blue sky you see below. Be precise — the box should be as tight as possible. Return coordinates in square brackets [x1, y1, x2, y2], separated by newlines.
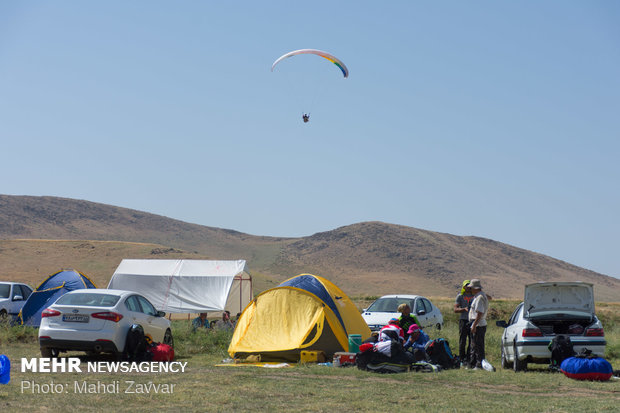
[1, 1, 619, 279]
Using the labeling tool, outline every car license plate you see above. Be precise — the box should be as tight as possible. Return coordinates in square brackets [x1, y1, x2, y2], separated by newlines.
[62, 314, 89, 323]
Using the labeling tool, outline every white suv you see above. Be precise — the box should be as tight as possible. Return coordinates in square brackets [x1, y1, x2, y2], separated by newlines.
[0, 282, 33, 318]
[496, 282, 606, 371]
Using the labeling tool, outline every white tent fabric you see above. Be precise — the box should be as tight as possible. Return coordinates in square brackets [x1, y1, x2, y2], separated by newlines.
[108, 259, 252, 313]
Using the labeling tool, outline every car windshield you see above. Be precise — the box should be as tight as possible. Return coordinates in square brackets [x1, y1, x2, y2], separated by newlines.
[55, 293, 120, 307]
[0, 284, 9, 299]
[366, 297, 415, 312]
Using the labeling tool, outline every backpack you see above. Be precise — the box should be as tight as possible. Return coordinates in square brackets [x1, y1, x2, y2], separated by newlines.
[356, 341, 413, 374]
[548, 335, 575, 368]
[124, 324, 153, 362]
[425, 338, 458, 369]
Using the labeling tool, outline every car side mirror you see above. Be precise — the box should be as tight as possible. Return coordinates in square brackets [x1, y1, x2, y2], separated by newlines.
[12, 295, 23, 301]
[417, 310, 426, 316]
[157, 310, 166, 317]
[362, 308, 367, 313]
[496, 320, 508, 328]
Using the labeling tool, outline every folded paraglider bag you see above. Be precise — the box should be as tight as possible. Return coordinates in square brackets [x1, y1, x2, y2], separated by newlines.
[147, 343, 175, 362]
[366, 361, 410, 374]
[364, 350, 416, 374]
[356, 346, 374, 371]
[560, 356, 613, 381]
[410, 361, 440, 373]
[356, 342, 413, 373]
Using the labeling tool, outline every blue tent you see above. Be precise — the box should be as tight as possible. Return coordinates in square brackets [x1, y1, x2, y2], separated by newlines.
[19, 269, 97, 326]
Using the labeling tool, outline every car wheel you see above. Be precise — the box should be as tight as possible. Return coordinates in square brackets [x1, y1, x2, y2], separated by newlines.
[0, 309, 7, 319]
[513, 343, 526, 372]
[163, 329, 174, 348]
[40, 347, 59, 358]
[501, 344, 512, 369]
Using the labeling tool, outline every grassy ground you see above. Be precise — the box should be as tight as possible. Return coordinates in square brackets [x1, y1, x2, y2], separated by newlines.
[0, 299, 618, 412]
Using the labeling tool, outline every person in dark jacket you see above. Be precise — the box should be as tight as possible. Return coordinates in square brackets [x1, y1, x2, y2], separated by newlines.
[454, 280, 474, 366]
[398, 303, 420, 340]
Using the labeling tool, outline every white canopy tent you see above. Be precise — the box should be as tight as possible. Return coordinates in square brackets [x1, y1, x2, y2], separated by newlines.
[108, 259, 252, 314]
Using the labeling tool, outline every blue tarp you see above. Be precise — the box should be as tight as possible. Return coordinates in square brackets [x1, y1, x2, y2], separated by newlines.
[19, 269, 97, 326]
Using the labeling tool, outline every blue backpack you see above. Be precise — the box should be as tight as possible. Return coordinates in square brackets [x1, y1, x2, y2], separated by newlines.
[425, 338, 458, 369]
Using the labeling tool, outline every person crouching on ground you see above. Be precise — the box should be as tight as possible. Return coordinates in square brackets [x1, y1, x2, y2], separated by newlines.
[403, 324, 429, 361]
[397, 303, 420, 341]
[468, 279, 490, 369]
[192, 312, 210, 332]
[215, 310, 234, 330]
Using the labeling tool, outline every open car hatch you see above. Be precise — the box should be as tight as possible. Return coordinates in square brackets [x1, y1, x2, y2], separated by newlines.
[524, 282, 594, 318]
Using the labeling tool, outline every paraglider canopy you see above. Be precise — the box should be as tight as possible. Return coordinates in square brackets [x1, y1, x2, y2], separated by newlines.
[271, 49, 349, 78]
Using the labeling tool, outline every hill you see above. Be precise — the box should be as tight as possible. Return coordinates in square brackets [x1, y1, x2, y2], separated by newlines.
[1, 194, 619, 301]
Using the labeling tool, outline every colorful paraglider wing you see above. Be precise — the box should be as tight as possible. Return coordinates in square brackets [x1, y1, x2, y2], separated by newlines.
[271, 49, 348, 78]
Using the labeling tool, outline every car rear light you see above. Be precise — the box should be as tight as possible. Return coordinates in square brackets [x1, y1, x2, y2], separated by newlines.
[91, 312, 124, 322]
[585, 328, 604, 336]
[41, 308, 61, 318]
[522, 328, 543, 337]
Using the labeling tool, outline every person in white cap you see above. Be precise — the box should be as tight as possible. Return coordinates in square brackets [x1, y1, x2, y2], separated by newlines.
[467, 279, 489, 369]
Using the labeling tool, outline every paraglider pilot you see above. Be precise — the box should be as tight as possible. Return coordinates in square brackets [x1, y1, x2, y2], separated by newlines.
[302, 114, 310, 123]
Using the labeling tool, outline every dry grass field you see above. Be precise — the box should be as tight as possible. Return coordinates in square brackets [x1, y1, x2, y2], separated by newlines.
[1, 299, 618, 412]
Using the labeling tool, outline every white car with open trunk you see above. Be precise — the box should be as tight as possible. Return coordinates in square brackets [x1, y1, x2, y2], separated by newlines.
[496, 281, 606, 371]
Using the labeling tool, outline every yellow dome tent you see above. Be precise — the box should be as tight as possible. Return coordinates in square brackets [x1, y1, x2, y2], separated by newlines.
[228, 274, 371, 362]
